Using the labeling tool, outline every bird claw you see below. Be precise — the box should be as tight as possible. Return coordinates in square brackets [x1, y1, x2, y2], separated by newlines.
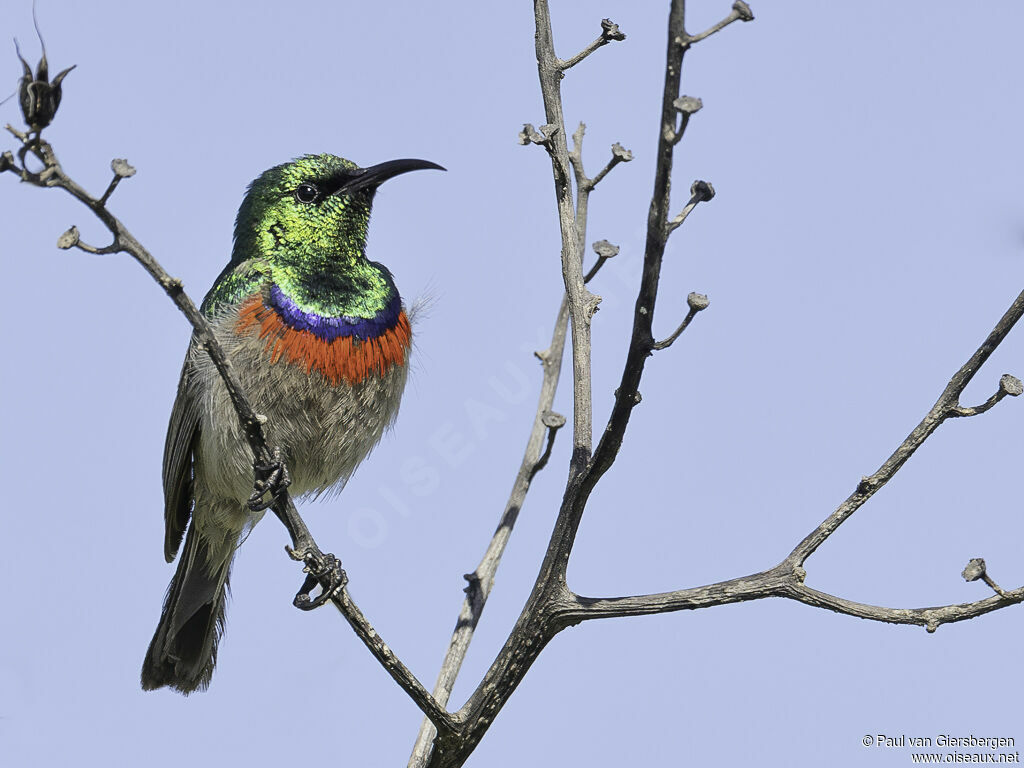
[247, 447, 343, 611]
[292, 550, 348, 611]
[248, 447, 292, 512]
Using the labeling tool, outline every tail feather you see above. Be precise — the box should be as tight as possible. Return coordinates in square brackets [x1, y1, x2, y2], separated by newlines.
[141, 524, 232, 694]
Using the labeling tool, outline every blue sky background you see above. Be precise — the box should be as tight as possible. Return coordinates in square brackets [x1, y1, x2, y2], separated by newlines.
[1, 2, 1021, 766]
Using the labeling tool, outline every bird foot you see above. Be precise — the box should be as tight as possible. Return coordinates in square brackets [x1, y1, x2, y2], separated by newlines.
[248, 447, 292, 512]
[289, 548, 348, 611]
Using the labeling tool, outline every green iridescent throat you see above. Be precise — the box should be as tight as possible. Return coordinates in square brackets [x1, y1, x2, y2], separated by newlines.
[203, 154, 396, 320]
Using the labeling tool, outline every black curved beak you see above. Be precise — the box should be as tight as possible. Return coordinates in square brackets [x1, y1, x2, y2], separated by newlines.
[336, 158, 445, 195]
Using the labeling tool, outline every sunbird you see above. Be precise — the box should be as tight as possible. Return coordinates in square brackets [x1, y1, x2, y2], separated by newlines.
[141, 154, 443, 694]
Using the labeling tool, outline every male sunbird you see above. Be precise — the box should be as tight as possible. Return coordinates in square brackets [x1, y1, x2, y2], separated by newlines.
[141, 154, 443, 694]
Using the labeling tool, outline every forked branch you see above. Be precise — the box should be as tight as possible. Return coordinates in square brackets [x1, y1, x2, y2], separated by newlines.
[785, 289, 1024, 568]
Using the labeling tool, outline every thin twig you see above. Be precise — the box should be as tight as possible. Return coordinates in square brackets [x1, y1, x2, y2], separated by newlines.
[587, 142, 633, 191]
[332, 588, 457, 736]
[652, 292, 709, 350]
[948, 373, 1022, 417]
[567, 126, 629, 269]
[407, 300, 569, 767]
[783, 581, 1024, 632]
[667, 96, 702, 145]
[411, 109, 618, 764]
[568, 123, 591, 253]
[666, 180, 715, 235]
[585, 241, 617, 283]
[559, 37, 607, 72]
[980, 574, 1010, 599]
[74, 240, 115, 254]
[408, 239, 611, 764]
[558, 18, 626, 71]
[530, 1, 600, 475]
[678, 1, 754, 48]
[786, 289, 1024, 567]
[417, 4, 709, 766]
[962, 558, 1011, 599]
[97, 158, 135, 205]
[584, 0, 697, 498]
[561, 566, 1024, 633]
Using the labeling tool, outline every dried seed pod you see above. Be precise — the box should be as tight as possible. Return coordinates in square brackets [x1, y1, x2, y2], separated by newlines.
[13, 13, 76, 132]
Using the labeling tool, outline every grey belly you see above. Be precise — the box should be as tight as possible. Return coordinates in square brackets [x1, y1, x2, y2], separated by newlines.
[188, 316, 409, 515]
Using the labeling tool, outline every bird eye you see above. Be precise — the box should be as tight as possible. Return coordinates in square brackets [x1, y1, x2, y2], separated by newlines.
[295, 183, 318, 203]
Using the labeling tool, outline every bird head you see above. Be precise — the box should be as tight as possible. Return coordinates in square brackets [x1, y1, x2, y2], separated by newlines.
[232, 153, 444, 267]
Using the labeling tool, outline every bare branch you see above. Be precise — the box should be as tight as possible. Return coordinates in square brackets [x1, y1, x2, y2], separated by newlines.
[412, 70, 618, 764]
[410, 238, 608, 764]
[786, 289, 1024, 568]
[517, 122, 558, 151]
[567, 567, 788, 621]
[428, 2, 1019, 756]
[5, 123, 29, 142]
[558, 18, 626, 72]
[667, 95, 702, 145]
[530, 0, 598, 472]
[587, 240, 618, 282]
[666, 179, 715, 235]
[530, 411, 567, 481]
[587, 142, 633, 190]
[567, 126, 627, 284]
[568, 126, 622, 265]
[567, 121, 587, 194]
[948, 373, 1022, 417]
[652, 292, 709, 350]
[585, 0, 695, 495]
[415, 5, 707, 765]
[55, 224, 116, 254]
[97, 157, 135, 205]
[564, 562, 1024, 633]
[962, 558, 1011, 599]
[72, 239, 116, 255]
[5, 123, 28, 142]
[677, 1, 754, 48]
[407, 299, 570, 767]
[569, 129, 633, 194]
[330, 587, 457, 737]
[783, 581, 1024, 633]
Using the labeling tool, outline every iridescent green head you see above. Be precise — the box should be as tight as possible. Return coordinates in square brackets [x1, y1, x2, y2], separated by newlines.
[211, 153, 443, 319]
[232, 153, 443, 267]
